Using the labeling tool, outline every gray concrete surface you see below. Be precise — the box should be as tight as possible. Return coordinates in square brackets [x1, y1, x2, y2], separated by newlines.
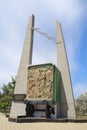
[56, 21, 76, 119]
[10, 15, 34, 118]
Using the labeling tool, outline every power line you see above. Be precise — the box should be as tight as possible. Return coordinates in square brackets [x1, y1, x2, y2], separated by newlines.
[32, 27, 61, 44]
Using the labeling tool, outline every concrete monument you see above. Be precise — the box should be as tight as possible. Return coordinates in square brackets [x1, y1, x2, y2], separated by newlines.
[9, 15, 76, 121]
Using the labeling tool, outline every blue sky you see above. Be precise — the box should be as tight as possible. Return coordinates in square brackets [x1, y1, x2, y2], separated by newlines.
[0, 0, 87, 99]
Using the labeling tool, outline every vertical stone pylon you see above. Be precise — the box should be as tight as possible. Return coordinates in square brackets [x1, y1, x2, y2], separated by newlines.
[56, 21, 76, 119]
[10, 15, 34, 118]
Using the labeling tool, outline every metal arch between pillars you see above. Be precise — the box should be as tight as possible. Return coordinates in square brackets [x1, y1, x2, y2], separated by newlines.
[32, 27, 61, 44]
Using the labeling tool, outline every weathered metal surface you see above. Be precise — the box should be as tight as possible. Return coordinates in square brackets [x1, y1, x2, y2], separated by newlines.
[27, 64, 53, 100]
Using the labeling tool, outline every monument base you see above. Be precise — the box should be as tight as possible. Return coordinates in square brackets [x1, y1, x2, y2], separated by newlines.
[9, 117, 68, 123]
[8, 116, 87, 123]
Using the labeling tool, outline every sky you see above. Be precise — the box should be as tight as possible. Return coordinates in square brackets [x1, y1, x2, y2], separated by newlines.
[0, 0, 87, 99]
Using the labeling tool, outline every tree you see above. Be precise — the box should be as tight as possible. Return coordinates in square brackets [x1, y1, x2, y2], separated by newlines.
[75, 92, 87, 116]
[0, 76, 16, 113]
[2, 76, 15, 95]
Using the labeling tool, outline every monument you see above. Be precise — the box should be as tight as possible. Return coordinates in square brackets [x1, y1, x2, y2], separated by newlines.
[9, 15, 76, 121]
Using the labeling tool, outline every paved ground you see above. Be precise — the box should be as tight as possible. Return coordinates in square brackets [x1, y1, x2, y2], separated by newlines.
[0, 113, 87, 130]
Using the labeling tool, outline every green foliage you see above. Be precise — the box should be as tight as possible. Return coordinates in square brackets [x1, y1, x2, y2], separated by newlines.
[75, 93, 87, 117]
[2, 76, 15, 95]
[0, 76, 16, 113]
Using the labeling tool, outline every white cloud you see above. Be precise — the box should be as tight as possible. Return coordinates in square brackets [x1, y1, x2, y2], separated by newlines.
[45, 0, 84, 24]
[32, 31, 57, 65]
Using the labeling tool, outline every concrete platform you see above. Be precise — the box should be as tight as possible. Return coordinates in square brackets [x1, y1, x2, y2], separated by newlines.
[9, 117, 87, 123]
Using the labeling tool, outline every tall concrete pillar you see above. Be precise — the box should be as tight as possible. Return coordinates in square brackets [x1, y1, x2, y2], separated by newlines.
[56, 21, 76, 119]
[10, 15, 34, 118]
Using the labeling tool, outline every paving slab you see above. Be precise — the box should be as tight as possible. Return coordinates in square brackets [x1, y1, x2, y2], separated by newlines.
[0, 113, 87, 130]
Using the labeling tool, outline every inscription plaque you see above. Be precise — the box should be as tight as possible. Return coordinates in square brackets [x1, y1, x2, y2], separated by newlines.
[13, 94, 26, 101]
